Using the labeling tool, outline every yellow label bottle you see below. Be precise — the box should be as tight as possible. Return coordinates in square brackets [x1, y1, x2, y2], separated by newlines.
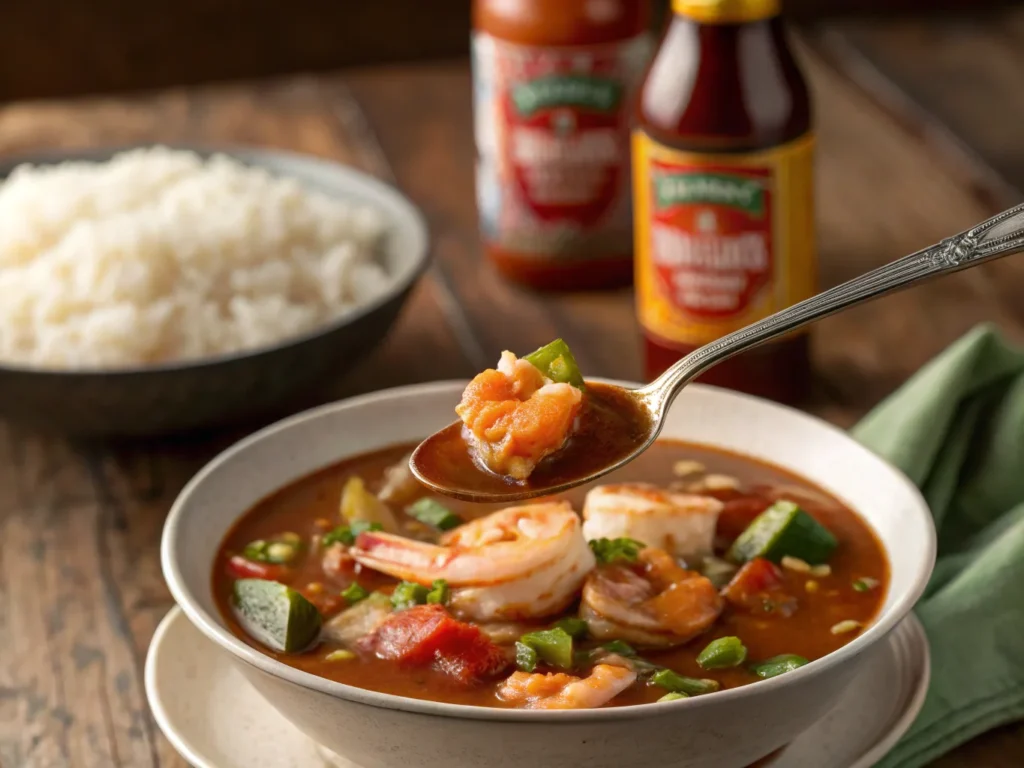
[633, 0, 816, 403]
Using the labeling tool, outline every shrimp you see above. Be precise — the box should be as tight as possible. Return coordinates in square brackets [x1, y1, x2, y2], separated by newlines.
[582, 483, 722, 563]
[350, 501, 596, 622]
[456, 351, 583, 480]
[498, 664, 636, 709]
[581, 547, 723, 649]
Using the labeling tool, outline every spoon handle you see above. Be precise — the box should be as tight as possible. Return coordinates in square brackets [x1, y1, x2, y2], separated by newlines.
[641, 202, 1024, 412]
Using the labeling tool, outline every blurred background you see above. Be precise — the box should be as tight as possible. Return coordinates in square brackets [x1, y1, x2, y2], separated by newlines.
[2, 0, 1020, 204]
[2, 3, 1024, 766]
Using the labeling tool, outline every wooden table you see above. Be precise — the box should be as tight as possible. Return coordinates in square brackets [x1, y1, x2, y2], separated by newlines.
[2, 18, 1024, 768]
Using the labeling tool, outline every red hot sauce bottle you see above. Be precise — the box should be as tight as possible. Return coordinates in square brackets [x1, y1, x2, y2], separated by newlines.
[472, 0, 652, 290]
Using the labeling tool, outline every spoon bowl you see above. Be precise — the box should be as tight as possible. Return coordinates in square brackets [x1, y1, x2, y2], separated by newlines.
[410, 381, 656, 502]
[412, 203, 1024, 503]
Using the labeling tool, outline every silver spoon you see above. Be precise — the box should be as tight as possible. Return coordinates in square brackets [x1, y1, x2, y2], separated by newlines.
[411, 203, 1024, 503]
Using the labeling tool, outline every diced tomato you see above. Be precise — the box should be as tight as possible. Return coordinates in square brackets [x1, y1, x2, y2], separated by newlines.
[721, 558, 796, 616]
[716, 496, 771, 545]
[724, 557, 783, 598]
[361, 604, 509, 684]
[226, 555, 289, 581]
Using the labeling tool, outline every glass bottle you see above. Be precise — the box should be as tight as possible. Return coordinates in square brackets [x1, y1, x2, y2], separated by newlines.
[633, 0, 814, 402]
[473, 0, 652, 290]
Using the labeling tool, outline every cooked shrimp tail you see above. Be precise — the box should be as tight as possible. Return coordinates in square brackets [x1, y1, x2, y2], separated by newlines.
[581, 547, 723, 649]
[582, 483, 721, 563]
[351, 501, 596, 622]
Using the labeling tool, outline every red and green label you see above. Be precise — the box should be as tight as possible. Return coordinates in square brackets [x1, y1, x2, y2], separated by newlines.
[473, 33, 649, 258]
[649, 163, 773, 319]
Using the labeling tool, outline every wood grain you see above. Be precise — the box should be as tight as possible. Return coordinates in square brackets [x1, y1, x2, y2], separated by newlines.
[0, 32, 1022, 768]
[815, 6, 1024, 207]
[343, 48, 1024, 427]
[0, 76, 475, 768]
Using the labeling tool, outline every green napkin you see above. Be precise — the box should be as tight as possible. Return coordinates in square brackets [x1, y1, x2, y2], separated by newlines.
[852, 324, 1024, 768]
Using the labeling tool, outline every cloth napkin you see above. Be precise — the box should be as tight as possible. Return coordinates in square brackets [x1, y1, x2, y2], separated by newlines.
[851, 324, 1024, 768]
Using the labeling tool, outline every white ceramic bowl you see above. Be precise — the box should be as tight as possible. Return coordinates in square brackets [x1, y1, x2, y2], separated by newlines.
[161, 381, 936, 768]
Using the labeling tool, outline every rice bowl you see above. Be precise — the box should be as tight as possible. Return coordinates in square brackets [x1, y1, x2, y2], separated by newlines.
[0, 145, 429, 435]
[0, 146, 395, 369]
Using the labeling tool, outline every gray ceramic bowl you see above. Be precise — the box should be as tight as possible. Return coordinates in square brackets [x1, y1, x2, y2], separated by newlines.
[162, 381, 936, 768]
[0, 145, 429, 436]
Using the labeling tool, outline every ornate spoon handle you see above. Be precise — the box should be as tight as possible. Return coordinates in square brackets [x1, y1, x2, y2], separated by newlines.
[639, 203, 1024, 413]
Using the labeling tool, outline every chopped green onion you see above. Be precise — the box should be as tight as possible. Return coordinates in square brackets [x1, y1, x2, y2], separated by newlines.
[386, 578, 447, 610]
[658, 692, 689, 702]
[242, 536, 300, 564]
[516, 642, 538, 672]
[426, 579, 450, 605]
[696, 636, 748, 670]
[750, 654, 809, 679]
[350, 520, 380, 535]
[242, 539, 269, 561]
[589, 537, 646, 565]
[650, 669, 720, 696]
[322, 526, 354, 547]
[322, 521, 383, 548]
[552, 617, 588, 639]
[324, 649, 356, 662]
[601, 640, 638, 658]
[518, 628, 574, 670]
[340, 582, 369, 604]
[390, 581, 430, 610]
[852, 577, 880, 593]
[523, 339, 585, 390]
[406, 498, 463, 531]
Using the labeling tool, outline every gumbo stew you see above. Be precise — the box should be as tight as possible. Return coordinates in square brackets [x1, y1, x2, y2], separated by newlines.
[214, 440, 888, 709]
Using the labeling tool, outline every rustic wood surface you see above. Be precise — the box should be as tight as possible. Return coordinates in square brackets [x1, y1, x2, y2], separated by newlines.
[816, 4, 1024, 208]
[1, 37, 1023, 768]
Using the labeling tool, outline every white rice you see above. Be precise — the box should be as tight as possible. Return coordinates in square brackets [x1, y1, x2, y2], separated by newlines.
[0, 146, 392, 369]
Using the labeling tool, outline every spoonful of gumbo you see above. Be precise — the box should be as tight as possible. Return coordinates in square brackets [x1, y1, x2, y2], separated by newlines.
[410, 203, 1024, 503]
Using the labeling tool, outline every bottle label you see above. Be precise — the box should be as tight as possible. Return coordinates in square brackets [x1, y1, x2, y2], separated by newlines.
[472, 32, 650, 260]
[633, 132, 816, 344]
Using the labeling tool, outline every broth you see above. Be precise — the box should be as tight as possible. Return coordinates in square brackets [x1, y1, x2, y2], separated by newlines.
[213, 439, 888, 709]
[411, 381, 653, 501]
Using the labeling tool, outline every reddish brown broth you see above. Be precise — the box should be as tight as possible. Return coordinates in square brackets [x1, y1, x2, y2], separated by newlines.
[213, 440, 888, 708]
[411, 381, 653, 500]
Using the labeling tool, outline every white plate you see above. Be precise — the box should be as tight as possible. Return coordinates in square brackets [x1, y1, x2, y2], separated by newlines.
[145, 607, 929, 768]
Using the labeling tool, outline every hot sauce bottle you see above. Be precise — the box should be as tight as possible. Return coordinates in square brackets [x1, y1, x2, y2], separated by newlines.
[632, 0, 815, 402]
[472, 0, 652, 290]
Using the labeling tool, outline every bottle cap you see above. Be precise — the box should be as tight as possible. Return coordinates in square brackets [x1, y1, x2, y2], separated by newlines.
[671, 0, 780, 23]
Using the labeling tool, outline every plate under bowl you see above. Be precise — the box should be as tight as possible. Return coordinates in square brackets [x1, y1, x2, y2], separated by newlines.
[145, 605, 930, 768]
[162, 381, 936, 768]
[0, 145, 429, 436]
